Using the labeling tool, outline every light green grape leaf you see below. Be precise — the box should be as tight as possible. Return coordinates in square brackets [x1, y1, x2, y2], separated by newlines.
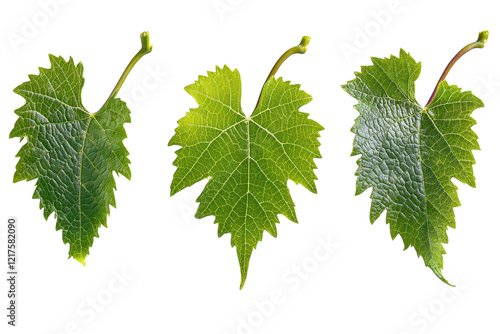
[170, 64, 323, 288]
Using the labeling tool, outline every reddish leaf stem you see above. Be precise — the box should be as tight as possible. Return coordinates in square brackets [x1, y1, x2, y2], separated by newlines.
[425, 31, 488, 107]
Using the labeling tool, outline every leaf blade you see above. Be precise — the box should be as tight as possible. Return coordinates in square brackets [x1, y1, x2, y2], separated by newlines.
[343, 50, 483, 284]
[11, 55, 132, 264]
[170, 66, 322, 288]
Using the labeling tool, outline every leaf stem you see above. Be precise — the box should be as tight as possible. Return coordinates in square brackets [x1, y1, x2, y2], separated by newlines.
[253, 36, 311, 112]
[97, 31, 153, 112]
[425, 30, 488, 107]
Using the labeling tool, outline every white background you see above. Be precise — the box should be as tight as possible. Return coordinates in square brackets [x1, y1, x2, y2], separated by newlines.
[1, 0, 499, 333]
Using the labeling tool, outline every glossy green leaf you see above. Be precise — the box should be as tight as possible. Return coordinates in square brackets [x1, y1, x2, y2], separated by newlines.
[11, 56, 131, 264]
[10, 32, 152, 264]
[342, 49, 483, 284]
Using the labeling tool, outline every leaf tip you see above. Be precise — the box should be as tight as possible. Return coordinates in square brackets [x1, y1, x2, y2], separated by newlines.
[170, 183, 181, 197]
[73, 254, 87, 266]
[239, 274, 247, 290]
[431, 265, 454, 286]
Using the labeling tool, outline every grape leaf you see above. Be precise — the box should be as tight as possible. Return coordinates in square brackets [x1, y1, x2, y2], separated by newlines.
[10, 32, 152, 264]
[342, 32, 487, 284]
[169, 37, 323, 288]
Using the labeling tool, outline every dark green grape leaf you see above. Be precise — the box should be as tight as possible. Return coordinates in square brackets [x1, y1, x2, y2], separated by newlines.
[342, 49, 483, 284]
[11, 33, 152, 264]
